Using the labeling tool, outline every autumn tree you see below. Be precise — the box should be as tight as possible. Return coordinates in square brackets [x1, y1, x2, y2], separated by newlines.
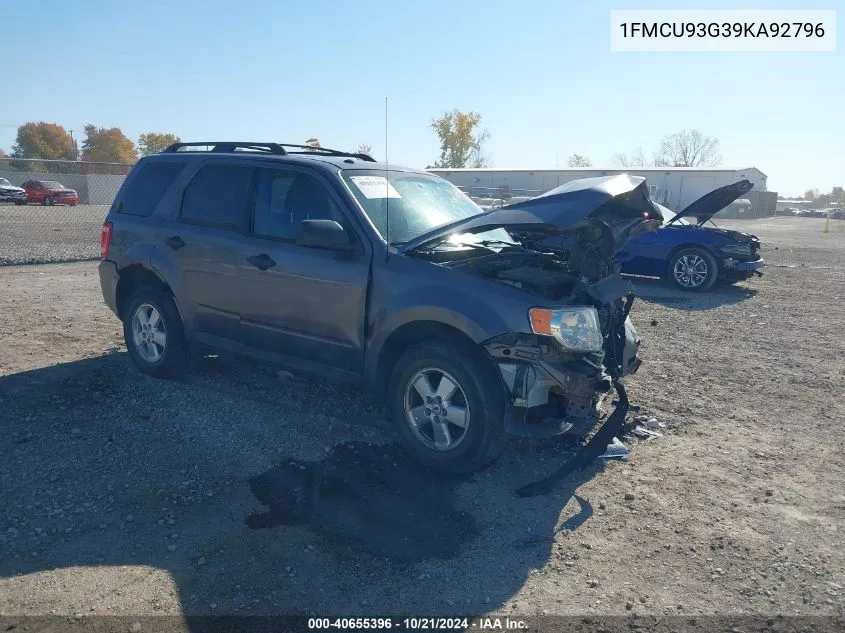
[430, 109, 490, 168]
[567, 153, 592, 168]
[804, 189, 816, 201]
[11, 122, 75, 161]
[653, 129, 720, 167]
[81, 125, 138, 164]
[137, 132, 180, 156]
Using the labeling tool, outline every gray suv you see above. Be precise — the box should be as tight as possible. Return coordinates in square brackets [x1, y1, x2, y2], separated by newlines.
[99, 142, 655, 473]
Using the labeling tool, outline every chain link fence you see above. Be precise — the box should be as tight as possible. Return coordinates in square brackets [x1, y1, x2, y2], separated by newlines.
[0, 157, 130, 265]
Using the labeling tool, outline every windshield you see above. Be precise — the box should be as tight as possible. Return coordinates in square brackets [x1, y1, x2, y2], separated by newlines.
[40, 181, 64, 188]
[654, 202, 690, 226]
[342, 170, 512, 246]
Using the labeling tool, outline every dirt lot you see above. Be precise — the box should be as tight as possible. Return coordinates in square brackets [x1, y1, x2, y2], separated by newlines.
[0, 203, 107, 265]
[1, 218, 843, 625]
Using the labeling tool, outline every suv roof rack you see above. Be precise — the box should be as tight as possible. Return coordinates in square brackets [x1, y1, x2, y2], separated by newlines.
[162, 141, 376, 162]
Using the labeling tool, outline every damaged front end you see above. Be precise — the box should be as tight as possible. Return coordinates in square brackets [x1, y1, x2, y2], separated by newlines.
[402, 175, 663, 490]
[484, 272, 641, 440]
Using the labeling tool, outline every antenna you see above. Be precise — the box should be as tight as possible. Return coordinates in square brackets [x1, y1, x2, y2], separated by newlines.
[385, 97, 390, 258]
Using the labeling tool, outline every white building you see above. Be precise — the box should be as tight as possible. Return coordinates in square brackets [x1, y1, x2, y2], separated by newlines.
[428, 167, 769, 212]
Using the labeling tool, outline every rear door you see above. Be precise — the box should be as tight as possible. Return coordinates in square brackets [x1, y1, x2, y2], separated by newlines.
[156, 161, 254, 343]
[237, 166, 372, 373]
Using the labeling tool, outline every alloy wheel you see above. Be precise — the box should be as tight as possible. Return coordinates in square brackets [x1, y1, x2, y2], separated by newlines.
[673, 253, 709, 289]
[131, 303, 167, 363]
[403, 367, 471, 451]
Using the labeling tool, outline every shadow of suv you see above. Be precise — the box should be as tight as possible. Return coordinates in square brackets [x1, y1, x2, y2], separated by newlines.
[99, 141, 656, 473]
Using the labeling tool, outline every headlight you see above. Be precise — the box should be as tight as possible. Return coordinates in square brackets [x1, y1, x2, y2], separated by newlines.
[528, 306, 603, 352]
[720, 243, 753, 256]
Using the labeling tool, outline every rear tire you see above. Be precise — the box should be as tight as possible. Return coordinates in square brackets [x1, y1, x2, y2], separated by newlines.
[123, 285, 188, 379]
[668, 247, 718, 292]
[44, 196, 55, 206]
[387, 341, 507, 473]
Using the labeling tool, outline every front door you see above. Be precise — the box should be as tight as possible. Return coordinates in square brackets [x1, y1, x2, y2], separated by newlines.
[237, 168, 372, 373]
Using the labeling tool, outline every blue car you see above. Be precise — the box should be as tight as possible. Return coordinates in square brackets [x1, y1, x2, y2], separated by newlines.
[616, 179, 764, 291]
[533, 179, 764, 292]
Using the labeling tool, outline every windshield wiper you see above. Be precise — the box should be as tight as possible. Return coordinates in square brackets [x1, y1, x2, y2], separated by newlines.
[475, 239, 523, 249]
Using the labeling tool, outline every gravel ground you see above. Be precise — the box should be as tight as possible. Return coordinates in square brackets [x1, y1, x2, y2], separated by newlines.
[0, 217, 843, 625]
[0, 203, 108, 265]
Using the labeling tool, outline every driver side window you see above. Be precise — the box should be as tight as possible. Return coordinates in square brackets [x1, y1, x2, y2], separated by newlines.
[252, 170, 344, 241]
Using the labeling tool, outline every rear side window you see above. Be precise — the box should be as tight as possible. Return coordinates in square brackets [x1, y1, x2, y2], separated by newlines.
[179, 164, 253, 232]
[119, 162, 185, 217]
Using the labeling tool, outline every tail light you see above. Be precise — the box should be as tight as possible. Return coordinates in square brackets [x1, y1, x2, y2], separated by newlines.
[100, 221, 113, 259]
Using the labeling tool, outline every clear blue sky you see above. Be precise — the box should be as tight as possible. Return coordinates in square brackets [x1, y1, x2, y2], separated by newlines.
[0, 0, 841, 196]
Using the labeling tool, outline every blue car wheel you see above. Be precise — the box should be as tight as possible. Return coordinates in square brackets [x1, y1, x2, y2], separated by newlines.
[669, 247, 718, 292]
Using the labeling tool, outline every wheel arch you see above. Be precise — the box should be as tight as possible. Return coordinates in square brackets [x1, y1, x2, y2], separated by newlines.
[667, 242, 720, 263]
[116, 265, 176, 321]
[370, 320, 496, 399]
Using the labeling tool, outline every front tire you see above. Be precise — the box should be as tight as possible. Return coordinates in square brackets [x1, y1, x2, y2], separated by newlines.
[388, 341, 507, 473]
[669, 247, 718, 292]
[123, 286, 188, 379]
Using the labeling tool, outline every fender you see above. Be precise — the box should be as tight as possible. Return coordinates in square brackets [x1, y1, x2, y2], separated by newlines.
[146, 244, 196, 333]
[363, 284, 516, 386]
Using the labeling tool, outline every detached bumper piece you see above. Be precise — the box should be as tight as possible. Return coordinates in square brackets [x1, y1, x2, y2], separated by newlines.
[515, 380, 630, 498]
[722, 257, 765, 279]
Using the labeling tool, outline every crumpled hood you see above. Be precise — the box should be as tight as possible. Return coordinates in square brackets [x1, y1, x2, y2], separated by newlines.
[401, 175, 662, 256]
[668, 179, 754, 226]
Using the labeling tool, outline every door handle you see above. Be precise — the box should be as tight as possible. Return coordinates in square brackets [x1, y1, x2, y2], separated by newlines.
[247, 253, 276, 271]
[165, 235, 185, 250]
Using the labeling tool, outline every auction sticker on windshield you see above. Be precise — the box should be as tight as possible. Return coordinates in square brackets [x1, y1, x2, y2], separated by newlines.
[349, 175, 401, 199]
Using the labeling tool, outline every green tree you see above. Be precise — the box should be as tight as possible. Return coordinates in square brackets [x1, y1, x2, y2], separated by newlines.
[653, 129, 720, 167]
[81, 125, 138, 164]
[137, 132, 180, 156]
[567, 153, 592, 167]
[430, 109, 489, 168]
[11, 122, 75, 163]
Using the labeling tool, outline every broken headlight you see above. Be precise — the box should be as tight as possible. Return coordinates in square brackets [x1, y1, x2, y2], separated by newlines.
[529, 306, 603, 352]
[720, 243, 753, 256]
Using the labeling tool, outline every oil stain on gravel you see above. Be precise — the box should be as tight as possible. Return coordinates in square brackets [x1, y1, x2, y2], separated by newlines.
[245, 442, 477, 563]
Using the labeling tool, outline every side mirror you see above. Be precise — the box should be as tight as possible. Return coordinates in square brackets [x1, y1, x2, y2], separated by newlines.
[295, 219, 352, 250]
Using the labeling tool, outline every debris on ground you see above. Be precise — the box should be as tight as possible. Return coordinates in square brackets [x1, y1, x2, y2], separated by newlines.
[598, 437, 629, 460]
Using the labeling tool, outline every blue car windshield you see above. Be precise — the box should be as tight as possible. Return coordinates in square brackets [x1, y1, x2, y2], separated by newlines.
[654, 202, 689, 225]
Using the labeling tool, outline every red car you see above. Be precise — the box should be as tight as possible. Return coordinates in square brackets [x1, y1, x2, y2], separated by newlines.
[22, 179, 79, 206]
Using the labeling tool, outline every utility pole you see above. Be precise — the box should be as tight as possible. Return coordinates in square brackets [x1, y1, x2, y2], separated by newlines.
[69, 129, 78, 160]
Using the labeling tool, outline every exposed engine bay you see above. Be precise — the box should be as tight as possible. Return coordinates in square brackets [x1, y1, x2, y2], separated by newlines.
[444, 251, 578, 300]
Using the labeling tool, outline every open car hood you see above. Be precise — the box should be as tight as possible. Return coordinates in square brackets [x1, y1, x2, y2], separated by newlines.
[667, 179, 754, 226]
[400, 174, 661, 255]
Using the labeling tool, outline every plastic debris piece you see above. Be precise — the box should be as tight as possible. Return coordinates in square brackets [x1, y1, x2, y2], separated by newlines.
[632, 425, 663, 440]
[598, 436, 629, 460]
[645, 417, 661, 429]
